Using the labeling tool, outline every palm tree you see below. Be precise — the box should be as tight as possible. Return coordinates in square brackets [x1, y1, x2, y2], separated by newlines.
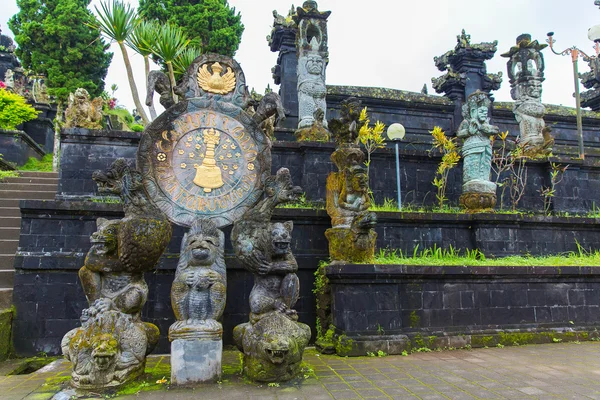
[149, 24, 190, 102]
[173, 47, 203, 82]
[127, 20, 159, 120]
[94, 0, 149, 124]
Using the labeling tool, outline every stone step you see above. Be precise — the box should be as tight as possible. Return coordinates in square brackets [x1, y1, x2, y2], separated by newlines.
[0, 183, 58, 192]
[0, 254, 15, 269]
[4, 177, 58, 185]
[0, 289, 12, 309]
[0, 270, 14, 289]
[0, 200, 21, 208]
[0, 241, 18, 254]
[0, 190, 55, 200]
[1, 218, 20, 228]
[0, 207, 19, 217]
[0, 228, 20, 240]
[18, 171, 58, 178]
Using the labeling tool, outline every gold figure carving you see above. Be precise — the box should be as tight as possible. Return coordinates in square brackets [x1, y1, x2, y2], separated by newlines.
[197, 62, 236, 95]
[193, 128, 224, 192]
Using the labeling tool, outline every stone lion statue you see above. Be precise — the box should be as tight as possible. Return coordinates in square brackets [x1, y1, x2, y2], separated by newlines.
[64, 88, 103, 129]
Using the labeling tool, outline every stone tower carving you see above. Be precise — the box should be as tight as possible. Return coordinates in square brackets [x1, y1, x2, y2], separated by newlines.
[294, 1, 331, 141]
[502, 33, 551, 154]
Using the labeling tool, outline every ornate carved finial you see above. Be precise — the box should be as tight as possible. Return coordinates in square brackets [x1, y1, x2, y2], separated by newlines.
[197, 62, 236, 94]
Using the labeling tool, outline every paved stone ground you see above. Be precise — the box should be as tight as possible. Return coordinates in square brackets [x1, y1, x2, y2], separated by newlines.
[2, 342, 600, 399]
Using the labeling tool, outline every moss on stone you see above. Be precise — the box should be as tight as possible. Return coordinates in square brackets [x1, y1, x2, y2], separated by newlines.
[494, 101, 600, 120]
[327, 85, 453, 106]
[0, 307, 15, 361]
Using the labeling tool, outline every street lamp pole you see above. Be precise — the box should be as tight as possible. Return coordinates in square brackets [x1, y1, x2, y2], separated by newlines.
[546, 32, 599, 160]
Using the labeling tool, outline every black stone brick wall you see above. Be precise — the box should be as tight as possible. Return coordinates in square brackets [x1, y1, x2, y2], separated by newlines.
[327, 264, 600, 338]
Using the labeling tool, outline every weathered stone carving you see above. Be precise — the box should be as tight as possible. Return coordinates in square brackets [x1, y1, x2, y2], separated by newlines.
[252, 91, 287, 135]
[457, 91, 498, 211]
[4, 69, 14, 89]
[502, 34, 551, 154]
[232, 168, 310, 382]
[294, 1, 331, 139]
[61, 159, 172, 389]
[432, 30, 502, 124]
[234, 311, 310, 382]
[146, 70, 174, 110]
[326, 97, 377, 263]
[170, 217, 226, 384]
[64, 88, 103, 129]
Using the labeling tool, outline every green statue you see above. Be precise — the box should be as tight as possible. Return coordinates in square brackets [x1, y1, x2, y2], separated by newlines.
[457, 91, 498, 210]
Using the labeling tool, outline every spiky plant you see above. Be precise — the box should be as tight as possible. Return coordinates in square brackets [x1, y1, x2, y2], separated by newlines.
[94, 0, 149, 124]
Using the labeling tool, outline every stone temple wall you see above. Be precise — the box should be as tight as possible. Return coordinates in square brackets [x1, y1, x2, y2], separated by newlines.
[12, 86, 600, 355]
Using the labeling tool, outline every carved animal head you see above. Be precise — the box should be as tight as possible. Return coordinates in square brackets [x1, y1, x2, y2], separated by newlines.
[270, 221, 293, 257]
[85, 218, 120, 272]
[352, 211, 377, 232]
[92, 159, 129, 196]
[180, 218, 222, 267]
[264, 168, 303, 206]
[254, 92, 286, 126]
[91, 333, 118, 371]
[242, 311, 310, 374]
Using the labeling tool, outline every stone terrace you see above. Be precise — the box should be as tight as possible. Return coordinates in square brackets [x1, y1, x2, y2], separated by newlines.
[4, 342, 600, 399]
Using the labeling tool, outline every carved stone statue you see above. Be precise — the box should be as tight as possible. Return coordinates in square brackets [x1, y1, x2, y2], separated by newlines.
[326, 97, 377, 263]
[251, 91, 287, 139]
[169, 217, 226, 384]
[232, 168, 310, 382]
[61, 159, 172, 389]
[4, 69, 14, 89]
[64, 88, 103, 129]
[294, 1, 331, 140]
[146, 70, 174, 110]
[502, 34, 551, 154]
[457, 91, 498, 211]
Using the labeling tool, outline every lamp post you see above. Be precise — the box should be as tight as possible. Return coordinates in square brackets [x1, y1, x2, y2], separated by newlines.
[546, 32, 600, 160]
[386, 123, 406, 210]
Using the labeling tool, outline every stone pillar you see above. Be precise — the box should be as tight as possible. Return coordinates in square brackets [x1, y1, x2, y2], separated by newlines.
[432, 30, 502, 131]
[268, 7, 299, 130]
[501, 34, 551, 154]
[580, 58, 600, 111]
[293, 1, 331, 141]
[169, 218, 226, 385]
[170, 329, 222, 385]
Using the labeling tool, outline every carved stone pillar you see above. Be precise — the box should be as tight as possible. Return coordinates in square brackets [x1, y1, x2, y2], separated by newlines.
[432, 30, 502, 131]
[501, 33, 551, 154]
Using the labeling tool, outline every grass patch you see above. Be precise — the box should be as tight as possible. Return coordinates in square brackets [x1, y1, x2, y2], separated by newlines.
[277, 193, 324, 210]
[19, 154, 53, 172]
[0, 170, 19, 181]
[89, 196, 122, 204]
[370, 244, 600, 267]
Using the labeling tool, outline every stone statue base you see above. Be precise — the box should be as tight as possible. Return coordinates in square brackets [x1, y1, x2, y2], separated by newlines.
[295, 125, 330, 142]
[169, 321, 223, 385]
[325, 226, 376, 264]
[233, 311, 311, 382]
[460, 192, 497, 211]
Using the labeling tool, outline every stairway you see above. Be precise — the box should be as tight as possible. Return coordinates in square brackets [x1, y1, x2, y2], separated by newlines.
[0, 171, 58, 309]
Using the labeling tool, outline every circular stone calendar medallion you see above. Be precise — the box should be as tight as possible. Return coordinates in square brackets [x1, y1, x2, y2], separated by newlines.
[138, 105, 271, 228]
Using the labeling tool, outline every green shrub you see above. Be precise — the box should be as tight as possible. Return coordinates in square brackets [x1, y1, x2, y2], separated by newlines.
[0, 89, 39, 130]
[131, 124, 144, 132]
[20, 154, 53, 172]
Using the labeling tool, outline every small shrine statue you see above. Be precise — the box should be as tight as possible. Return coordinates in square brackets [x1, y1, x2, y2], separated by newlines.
[64, 88, 103, 129]
[457, 91, 498, 211]
[232, 168, 311, 382]
[61, 159, 172, 389]
[501, 34, 552, 154]
[294, 1, 331, 140]
[325, 97, 377, 262]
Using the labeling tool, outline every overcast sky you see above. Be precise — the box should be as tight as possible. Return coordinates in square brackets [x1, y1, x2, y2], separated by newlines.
[2, 0, 600, 115]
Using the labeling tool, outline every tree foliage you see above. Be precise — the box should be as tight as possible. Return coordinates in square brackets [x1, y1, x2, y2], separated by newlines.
[8, 0, 113, 103]
[138, 0, 244, 57]
[0, 89, 40, 130]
